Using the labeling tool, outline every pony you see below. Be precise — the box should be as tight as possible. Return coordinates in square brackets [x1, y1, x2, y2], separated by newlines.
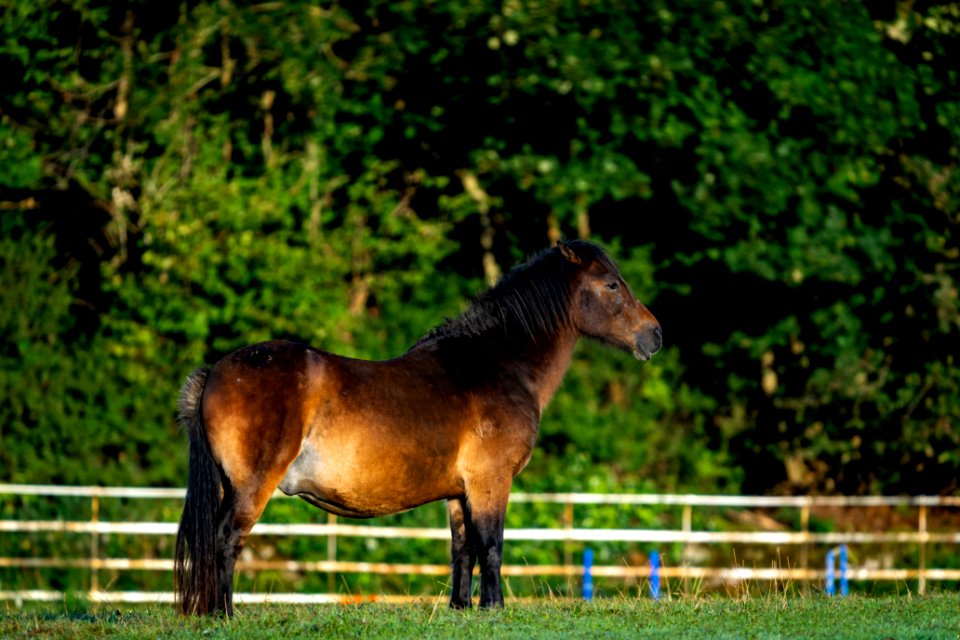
[174, 239, 661, 615]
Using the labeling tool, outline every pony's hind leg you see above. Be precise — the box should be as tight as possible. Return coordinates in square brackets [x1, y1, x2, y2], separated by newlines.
[213, 474, 292, 615]
[213, 477, 238, 616]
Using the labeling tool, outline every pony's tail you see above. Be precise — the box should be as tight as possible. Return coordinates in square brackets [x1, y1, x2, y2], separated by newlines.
[173, 367, 221, 616]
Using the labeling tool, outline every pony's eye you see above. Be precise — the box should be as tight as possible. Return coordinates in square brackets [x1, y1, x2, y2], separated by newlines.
[606, 282, 619, 291]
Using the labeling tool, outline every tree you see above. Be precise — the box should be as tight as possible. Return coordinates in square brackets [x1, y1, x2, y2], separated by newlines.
[0, 0, 956, 495]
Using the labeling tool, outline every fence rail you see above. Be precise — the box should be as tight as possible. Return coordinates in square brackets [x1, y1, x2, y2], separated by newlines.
[1, 484, 957, 605]
[4, 518, 960, 545]
[5, 483, 960, 506]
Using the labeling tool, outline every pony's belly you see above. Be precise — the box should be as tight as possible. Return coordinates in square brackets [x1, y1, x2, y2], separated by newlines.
[285, 486, 388, 519]
[277, 440, 456, 518]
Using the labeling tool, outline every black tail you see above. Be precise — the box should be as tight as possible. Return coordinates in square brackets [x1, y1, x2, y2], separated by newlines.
[173, 367, 221, 616]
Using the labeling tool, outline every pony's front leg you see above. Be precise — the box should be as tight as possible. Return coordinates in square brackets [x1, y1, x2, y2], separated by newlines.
[466, 480, 510, 608]
[447, 496, 477, 608]
[474, 512, 505, 607]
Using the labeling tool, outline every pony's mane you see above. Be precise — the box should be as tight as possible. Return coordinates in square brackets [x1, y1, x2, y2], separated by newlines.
[414, 241, 617, 348]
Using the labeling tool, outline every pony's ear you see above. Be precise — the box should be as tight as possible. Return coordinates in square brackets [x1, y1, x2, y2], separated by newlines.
[557, 240, 582, 265]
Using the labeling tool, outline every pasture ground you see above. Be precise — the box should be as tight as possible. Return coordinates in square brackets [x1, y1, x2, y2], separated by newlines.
[0, 595, 956, 639]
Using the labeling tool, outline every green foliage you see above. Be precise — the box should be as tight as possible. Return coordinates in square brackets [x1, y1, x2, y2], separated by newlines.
[0, 215, 175, 485]
[0, 0, 958, 501]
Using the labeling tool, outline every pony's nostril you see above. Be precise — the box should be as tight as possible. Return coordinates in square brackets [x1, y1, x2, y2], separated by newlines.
[648, 325, 663, 352]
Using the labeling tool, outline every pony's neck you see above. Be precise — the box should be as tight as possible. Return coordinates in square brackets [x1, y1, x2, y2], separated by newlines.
[522, 326, 580, 415]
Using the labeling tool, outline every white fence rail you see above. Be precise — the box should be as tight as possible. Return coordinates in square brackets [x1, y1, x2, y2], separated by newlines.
[1, 484, 958, 605]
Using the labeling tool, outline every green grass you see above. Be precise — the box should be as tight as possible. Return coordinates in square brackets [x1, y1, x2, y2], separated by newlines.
[1, 596, 957, 639]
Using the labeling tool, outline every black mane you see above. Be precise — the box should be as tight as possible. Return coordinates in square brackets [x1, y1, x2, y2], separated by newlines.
[413, 241, 617, 348]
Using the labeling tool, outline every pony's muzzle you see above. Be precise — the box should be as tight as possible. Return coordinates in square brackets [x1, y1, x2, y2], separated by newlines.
[633, 325, 662, 361]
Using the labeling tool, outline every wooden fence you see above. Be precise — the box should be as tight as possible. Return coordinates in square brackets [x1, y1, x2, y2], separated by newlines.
[1, 484, 958, 605]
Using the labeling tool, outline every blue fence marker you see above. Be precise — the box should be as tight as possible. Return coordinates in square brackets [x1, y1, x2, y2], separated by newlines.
[826, 545, 849, 596]
[649, 550, 660, 600]
[839, 544, 849, 596]
[582, 548, 594, 600]
[825, 548, 835, 595]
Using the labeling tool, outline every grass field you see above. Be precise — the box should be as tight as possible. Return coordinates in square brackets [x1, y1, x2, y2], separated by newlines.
[1, 596, 957, 639]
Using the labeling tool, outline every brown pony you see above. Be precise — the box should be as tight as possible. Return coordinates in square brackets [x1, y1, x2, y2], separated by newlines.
[174, 239, 661, 615]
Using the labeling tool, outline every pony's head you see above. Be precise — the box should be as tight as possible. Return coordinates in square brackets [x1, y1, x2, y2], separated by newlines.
[559, 240, 662, 361]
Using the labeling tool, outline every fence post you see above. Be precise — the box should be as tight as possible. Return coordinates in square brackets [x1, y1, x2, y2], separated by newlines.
[918, 504, 927, 596]
[680, 503, 692, 594]
[327, 512, 337, 594]
[800, 503, 809, 593]
[90, 492, 100, 594]
[564, 498, 574, 596]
